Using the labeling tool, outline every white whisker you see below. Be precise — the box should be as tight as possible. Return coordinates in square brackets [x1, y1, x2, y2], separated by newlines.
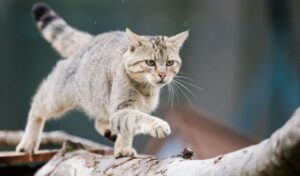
[179, 71, 187, 75]
[170, 83, 175, 110]
[173, 79, 199, 100]
[172, 81, 192, 106]
[167, 85, 171, 106]
[175, 78, 203, 90]
[175, 75, 194, 81]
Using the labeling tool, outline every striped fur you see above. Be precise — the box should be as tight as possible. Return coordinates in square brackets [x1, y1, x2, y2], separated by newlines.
[32, 2, 93, 58]
[17, 3, 188, 158]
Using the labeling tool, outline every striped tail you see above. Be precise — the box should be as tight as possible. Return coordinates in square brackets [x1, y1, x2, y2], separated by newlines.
[32, 2, 93, 58]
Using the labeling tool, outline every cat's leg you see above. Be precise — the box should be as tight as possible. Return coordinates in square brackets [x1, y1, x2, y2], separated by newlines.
[114, 133, 136, 158]
[109, 109, 171, 157]
[110, 109, 171, 138]
[94, 119, 117, 142]
[16, 101, 75, 154]
[16, 81, 75, 154]
[16, 105, 46, 154]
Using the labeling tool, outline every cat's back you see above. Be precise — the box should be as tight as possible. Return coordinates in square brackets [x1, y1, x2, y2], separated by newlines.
[71, 31, 128, 116]
[94, 31, 127, 47]
[74, 31, 128, 69]
[92, 31, 128, 57]
[74, 30, 128, 82]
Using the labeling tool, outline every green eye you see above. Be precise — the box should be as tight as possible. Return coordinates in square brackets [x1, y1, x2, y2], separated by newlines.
[145, 60, 156, 66]
[166, 60, 174, 66]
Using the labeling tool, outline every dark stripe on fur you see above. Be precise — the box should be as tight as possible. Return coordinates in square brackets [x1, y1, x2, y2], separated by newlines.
[40, 15, 57, 29]
[117, 119, 121, 131]
[32, 2, 57, 29]
[32, 2, 51, 21]
[116, 99, 134, 111]
[51, 25, 65, 39]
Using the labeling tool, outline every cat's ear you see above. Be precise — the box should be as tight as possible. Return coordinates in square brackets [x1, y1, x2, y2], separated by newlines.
[168, 30, 189, 49]
[126, 28, 146, 47]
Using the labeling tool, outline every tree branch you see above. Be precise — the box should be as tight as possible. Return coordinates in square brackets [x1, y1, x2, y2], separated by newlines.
[0, 130, 110, 151]
[35, 108, 300, 176]
[0, 131, 111, 164]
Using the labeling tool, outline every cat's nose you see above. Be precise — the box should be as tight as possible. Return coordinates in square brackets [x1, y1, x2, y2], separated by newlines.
[158, 73, 167, 79]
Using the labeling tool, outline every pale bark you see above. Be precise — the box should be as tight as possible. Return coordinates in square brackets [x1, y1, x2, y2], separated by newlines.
[0, 130, 110, 150]
[0, 131, 110, 164]
[35, 108, 300, 176]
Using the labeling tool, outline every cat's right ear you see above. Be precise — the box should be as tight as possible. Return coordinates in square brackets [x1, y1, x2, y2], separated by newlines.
[126, 28, 146, 50]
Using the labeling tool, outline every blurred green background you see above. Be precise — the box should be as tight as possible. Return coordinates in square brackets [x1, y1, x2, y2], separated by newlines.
[1, 0, 300, 151]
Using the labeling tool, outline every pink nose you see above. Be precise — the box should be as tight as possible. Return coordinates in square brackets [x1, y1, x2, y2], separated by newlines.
[158, 73, 167, 79]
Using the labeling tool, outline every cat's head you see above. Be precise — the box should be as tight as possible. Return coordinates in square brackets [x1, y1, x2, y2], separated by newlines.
[124, 28, 188, 88]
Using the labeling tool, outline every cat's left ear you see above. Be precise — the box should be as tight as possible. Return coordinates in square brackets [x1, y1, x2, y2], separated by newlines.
[126, 28, 146, 47]
[168, 30, 189, 49]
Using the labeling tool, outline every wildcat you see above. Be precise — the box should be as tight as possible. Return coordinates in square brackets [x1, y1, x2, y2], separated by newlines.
[16, 2, 188, 157]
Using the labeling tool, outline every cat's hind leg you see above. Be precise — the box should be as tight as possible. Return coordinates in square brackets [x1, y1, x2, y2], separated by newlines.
[16, 106, 46, 154]
[95, 119, 117, 142]
[16, 80, 76, 154]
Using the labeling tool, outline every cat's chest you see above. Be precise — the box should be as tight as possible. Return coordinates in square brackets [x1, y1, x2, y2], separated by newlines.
[140, 93, 160, 113]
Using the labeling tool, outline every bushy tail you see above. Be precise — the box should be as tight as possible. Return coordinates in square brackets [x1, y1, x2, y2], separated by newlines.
[32, 2, 93, 58]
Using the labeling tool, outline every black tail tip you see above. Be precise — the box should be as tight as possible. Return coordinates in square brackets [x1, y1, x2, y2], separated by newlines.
[32, 2, 51, 21]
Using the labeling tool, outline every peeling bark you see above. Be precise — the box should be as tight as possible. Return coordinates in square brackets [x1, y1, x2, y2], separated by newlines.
[35, 108, 300, 176]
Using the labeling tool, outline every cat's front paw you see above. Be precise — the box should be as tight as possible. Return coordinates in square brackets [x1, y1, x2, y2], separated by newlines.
[114, 146, 137, 158]
[16, 137, 39, 154]
[149, 120, 171, 138]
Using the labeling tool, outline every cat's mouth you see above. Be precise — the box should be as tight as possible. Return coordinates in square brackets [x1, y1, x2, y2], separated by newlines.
[158, 80, 165, 84]
[154, 80, 167, 87]
[147, 77, 169, 87]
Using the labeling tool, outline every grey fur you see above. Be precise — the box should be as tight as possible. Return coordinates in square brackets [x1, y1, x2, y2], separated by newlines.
[17, 3, 188, 157]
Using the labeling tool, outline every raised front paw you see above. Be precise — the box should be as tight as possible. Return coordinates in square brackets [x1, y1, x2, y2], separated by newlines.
[114, 146, 137, 158]
[149, 120, 171, 138]
[16, 138, 39, 154]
